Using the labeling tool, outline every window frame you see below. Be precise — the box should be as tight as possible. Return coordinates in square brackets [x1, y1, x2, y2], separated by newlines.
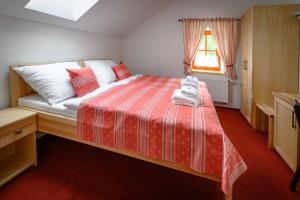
[192, 31, 221, 72]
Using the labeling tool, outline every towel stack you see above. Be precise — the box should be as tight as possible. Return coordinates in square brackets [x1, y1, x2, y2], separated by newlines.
[172, 76, 200, 107]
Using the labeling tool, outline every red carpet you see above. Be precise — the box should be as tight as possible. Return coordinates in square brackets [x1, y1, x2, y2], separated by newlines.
[0, 107, 300, 200]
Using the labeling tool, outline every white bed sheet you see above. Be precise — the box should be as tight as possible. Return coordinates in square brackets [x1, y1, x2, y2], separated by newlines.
[18, 94, 77, 118]
[18, 74, 143, 118]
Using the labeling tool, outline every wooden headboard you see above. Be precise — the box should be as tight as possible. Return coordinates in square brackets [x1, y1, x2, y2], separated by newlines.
[9, 60, 85, 107]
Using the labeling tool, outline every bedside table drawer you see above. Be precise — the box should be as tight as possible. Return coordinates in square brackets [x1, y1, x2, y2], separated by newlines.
[0, 117, 36, 148]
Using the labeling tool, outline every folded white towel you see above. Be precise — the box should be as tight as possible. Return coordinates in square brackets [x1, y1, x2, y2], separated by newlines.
[181, 85, 198, 99]
[172, 89, 199, 107]
[186, 76, 198, 82]
[180, 79, 199, 88]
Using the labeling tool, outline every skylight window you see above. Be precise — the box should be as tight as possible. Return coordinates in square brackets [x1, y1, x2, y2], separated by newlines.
[25, 0, 100, 21]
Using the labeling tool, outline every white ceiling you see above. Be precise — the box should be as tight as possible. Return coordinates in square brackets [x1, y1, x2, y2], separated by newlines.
[0, 0, 171, 37]
[0, 0, 299, 37]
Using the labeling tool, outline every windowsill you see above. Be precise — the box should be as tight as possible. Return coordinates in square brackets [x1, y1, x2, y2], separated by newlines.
[191, 69, 225, 76]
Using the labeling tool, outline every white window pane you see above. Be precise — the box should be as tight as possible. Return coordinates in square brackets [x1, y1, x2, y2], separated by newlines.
[194, 54, 218, 67]
[199, 36, 206, 50]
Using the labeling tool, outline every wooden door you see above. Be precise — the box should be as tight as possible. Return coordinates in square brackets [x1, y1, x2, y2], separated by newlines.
[240, 8, 253, 123]
[274, 98, 299, 171]
[240, 13, 247, 118]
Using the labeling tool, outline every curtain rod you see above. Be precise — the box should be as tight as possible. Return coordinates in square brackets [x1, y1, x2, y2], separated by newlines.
[178, 18, 241, 22]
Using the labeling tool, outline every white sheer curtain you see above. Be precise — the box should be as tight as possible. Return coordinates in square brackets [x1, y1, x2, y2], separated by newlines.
[208, 18, 239, 79]
[182, 19, 207, 75]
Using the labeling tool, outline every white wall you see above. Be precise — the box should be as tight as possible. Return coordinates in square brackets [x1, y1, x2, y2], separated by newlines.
[122, 0, 299, 109]
[0, 15, 122, 109]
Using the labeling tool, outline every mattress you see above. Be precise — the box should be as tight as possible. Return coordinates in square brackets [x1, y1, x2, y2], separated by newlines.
[18, 94, 77, 118]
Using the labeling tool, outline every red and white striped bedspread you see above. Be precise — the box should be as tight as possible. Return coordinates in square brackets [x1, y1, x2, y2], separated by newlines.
[77, 75, 247, 197]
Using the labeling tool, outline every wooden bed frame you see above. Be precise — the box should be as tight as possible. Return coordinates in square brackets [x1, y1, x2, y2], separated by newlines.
[8, 61, 229, 200]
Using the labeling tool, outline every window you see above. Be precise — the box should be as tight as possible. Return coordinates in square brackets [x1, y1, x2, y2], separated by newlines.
[192, 30, 223, 73]
[25, 0, 101, 21]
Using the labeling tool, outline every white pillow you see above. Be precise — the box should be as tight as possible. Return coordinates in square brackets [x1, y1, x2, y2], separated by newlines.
[84, 60, 118, 85]
[14, 62, 81, 104]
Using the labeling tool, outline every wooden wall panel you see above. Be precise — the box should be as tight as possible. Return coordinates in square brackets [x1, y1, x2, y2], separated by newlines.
[253, 5, 300, 105]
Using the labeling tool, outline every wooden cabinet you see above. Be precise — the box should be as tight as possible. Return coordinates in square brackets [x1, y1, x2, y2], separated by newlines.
[240, 5, 300, 126]
[273, 92, 300, 171]
[0, 107, 37, 186]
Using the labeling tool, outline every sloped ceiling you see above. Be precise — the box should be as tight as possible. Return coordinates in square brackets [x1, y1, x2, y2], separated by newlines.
[0, 0, 298, 37]
[0, 0, 171, 37]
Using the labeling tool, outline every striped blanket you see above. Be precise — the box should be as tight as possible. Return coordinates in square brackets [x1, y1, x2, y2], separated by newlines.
[77, 75, 247, 197]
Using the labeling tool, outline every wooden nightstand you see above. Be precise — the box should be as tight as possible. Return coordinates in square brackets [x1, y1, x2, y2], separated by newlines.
[0, 107, 37, 186]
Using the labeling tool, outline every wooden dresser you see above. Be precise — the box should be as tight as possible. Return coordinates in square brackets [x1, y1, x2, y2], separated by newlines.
[273, 92, 300, 171]
[0, 107, 37, 186]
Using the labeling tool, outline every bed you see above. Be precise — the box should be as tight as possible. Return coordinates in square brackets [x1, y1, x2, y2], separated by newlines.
[9, 61, 246, 200]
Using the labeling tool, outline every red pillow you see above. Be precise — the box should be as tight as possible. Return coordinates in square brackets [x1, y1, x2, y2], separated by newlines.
[66, 67, 99, 97]
[112, 64, 132, 80]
